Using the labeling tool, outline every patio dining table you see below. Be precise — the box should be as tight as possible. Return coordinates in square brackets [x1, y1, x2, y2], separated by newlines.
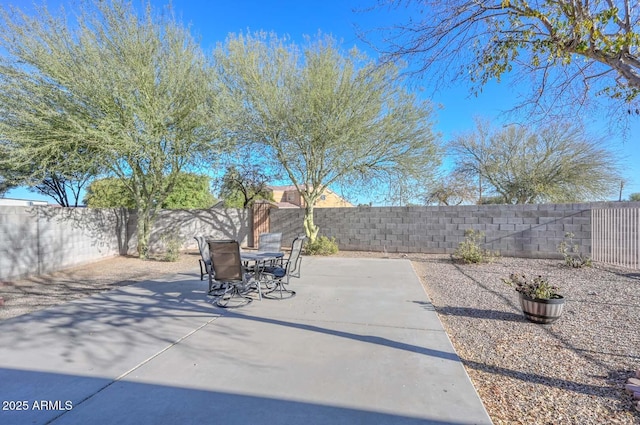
[240, 252, 284, 262]
[240, 251, 285, 298]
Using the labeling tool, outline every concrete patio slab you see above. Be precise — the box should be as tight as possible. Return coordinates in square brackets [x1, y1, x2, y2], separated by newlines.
[0, 258, 492, 425]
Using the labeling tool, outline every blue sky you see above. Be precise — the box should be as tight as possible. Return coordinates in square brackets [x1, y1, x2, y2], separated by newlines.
[4, 0, 640, 204]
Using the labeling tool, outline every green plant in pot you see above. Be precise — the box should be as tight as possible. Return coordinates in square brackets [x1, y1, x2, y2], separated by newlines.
[502, 273, 565, 324]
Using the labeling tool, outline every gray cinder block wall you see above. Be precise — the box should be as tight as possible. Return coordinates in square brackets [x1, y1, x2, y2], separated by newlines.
[142, 208, 251, 254]
[3, 201, 636, 280]
[0, 206, 249, 281]
[271, 202, 640, 258]
[0, 207, 126, 281]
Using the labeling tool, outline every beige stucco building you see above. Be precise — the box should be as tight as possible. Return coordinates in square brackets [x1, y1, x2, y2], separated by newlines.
[267, 185, 353, 208]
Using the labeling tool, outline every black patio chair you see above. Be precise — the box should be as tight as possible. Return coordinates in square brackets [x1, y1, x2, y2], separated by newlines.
[258, 232, 282, 253]
[261, 236, 306, 300]
[208, 239, 260, 308]
[194, 235, 212, 281]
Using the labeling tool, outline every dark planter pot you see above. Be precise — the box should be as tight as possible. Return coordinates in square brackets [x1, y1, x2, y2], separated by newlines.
[519, 293, 565, 324]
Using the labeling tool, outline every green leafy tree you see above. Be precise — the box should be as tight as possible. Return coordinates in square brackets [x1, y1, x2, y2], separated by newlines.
[162, 173, 216, 209]
[85, 173, 215, 209]
[0, 1, 225, 257]
[629, 193, 640, 202]
[84, 178, 135, 209]
[218, 164, 273, 208]
[450, 121, 622, 203]
[368, 0, 640, 115]
[216, 32, 441, 241]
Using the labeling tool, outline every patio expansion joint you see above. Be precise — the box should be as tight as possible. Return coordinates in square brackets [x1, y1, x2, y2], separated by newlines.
[44, 314, 224, 425]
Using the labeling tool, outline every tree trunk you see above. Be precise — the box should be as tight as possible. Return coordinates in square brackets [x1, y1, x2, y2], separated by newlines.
[136, 207, 153, 259]
[303, 204, 319, 243]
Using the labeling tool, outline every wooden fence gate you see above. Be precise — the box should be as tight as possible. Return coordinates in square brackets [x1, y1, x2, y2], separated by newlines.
[252, 201, 274, 248]
[592, 208, 640, 269]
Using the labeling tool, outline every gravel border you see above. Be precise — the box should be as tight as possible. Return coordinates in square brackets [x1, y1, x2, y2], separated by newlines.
[409, 254, 640, 425]
[1, 250, 639, 424]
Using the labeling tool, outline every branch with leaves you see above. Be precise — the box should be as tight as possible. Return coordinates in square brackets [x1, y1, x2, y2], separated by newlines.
[366, 0, 640, 117]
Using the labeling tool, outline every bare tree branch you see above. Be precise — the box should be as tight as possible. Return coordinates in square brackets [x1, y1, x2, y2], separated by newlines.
[363, 0, 640, 118]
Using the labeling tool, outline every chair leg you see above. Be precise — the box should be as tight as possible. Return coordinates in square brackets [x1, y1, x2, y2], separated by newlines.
[254, 279, 263, 300]
[214, 284, 253, 308]
[199, 259, 205, 281]
[208, 272, 226, 296]
[263, 277, 295, 300]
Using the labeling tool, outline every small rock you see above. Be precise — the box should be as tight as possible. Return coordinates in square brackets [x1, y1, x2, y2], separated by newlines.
[636, 369, 640, 379]
[636, 401, 640, 413]
[0, 296, 3, 306]
[629, 377, 640, 386]
[634, 392, 640, 400]
[625, 384, 640, 393]
[587, 291, 598, 295]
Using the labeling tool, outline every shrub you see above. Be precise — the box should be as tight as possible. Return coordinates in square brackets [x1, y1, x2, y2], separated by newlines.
[304, 235, 339, 256]
[502, 273, 562, 300]
[452, 229, 498, 264]
[557, 232, 591, 268]
[161, 232, 182, 262]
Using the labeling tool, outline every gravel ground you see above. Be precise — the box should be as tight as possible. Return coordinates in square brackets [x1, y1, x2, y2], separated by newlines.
[1, 250, 639, 424]
[409, 254, 640, 425]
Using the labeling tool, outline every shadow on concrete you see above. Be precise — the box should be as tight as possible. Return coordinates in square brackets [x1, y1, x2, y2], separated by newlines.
[1, 275, 460, 367]
[0, 368, 471, 425]
[221, 309, 461, 363]
[0, 277, 225, 367]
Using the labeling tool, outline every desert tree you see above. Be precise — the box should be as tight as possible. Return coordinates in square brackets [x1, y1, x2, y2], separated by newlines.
[3, 147, 100, 206]
[84, 173, 215, 209]
[0, 1, 225, 256]
[29, 171, 96, 207]
[216, 32, 441, 241]
[218, 164, 274, 208]
[450, 121, 622, 203]
[424, 170, 477, 205]
[366, 0, 640, 118]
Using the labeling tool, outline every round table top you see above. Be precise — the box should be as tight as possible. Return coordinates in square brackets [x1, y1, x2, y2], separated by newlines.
[241, 252, 284, 261]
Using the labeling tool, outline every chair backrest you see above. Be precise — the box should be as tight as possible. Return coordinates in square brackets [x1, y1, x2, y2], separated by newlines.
[194, 236, 210, 264]
[286, 236, 306, 278]
[208, 240, 244, 282]
[258, 232, 282, 253]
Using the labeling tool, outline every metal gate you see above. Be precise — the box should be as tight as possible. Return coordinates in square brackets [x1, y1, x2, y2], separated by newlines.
[591, 208, 640, 269]
[252, 201, 273, 247]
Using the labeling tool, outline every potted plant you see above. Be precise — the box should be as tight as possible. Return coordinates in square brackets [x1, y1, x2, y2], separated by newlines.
[502, 273, 565, 324]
